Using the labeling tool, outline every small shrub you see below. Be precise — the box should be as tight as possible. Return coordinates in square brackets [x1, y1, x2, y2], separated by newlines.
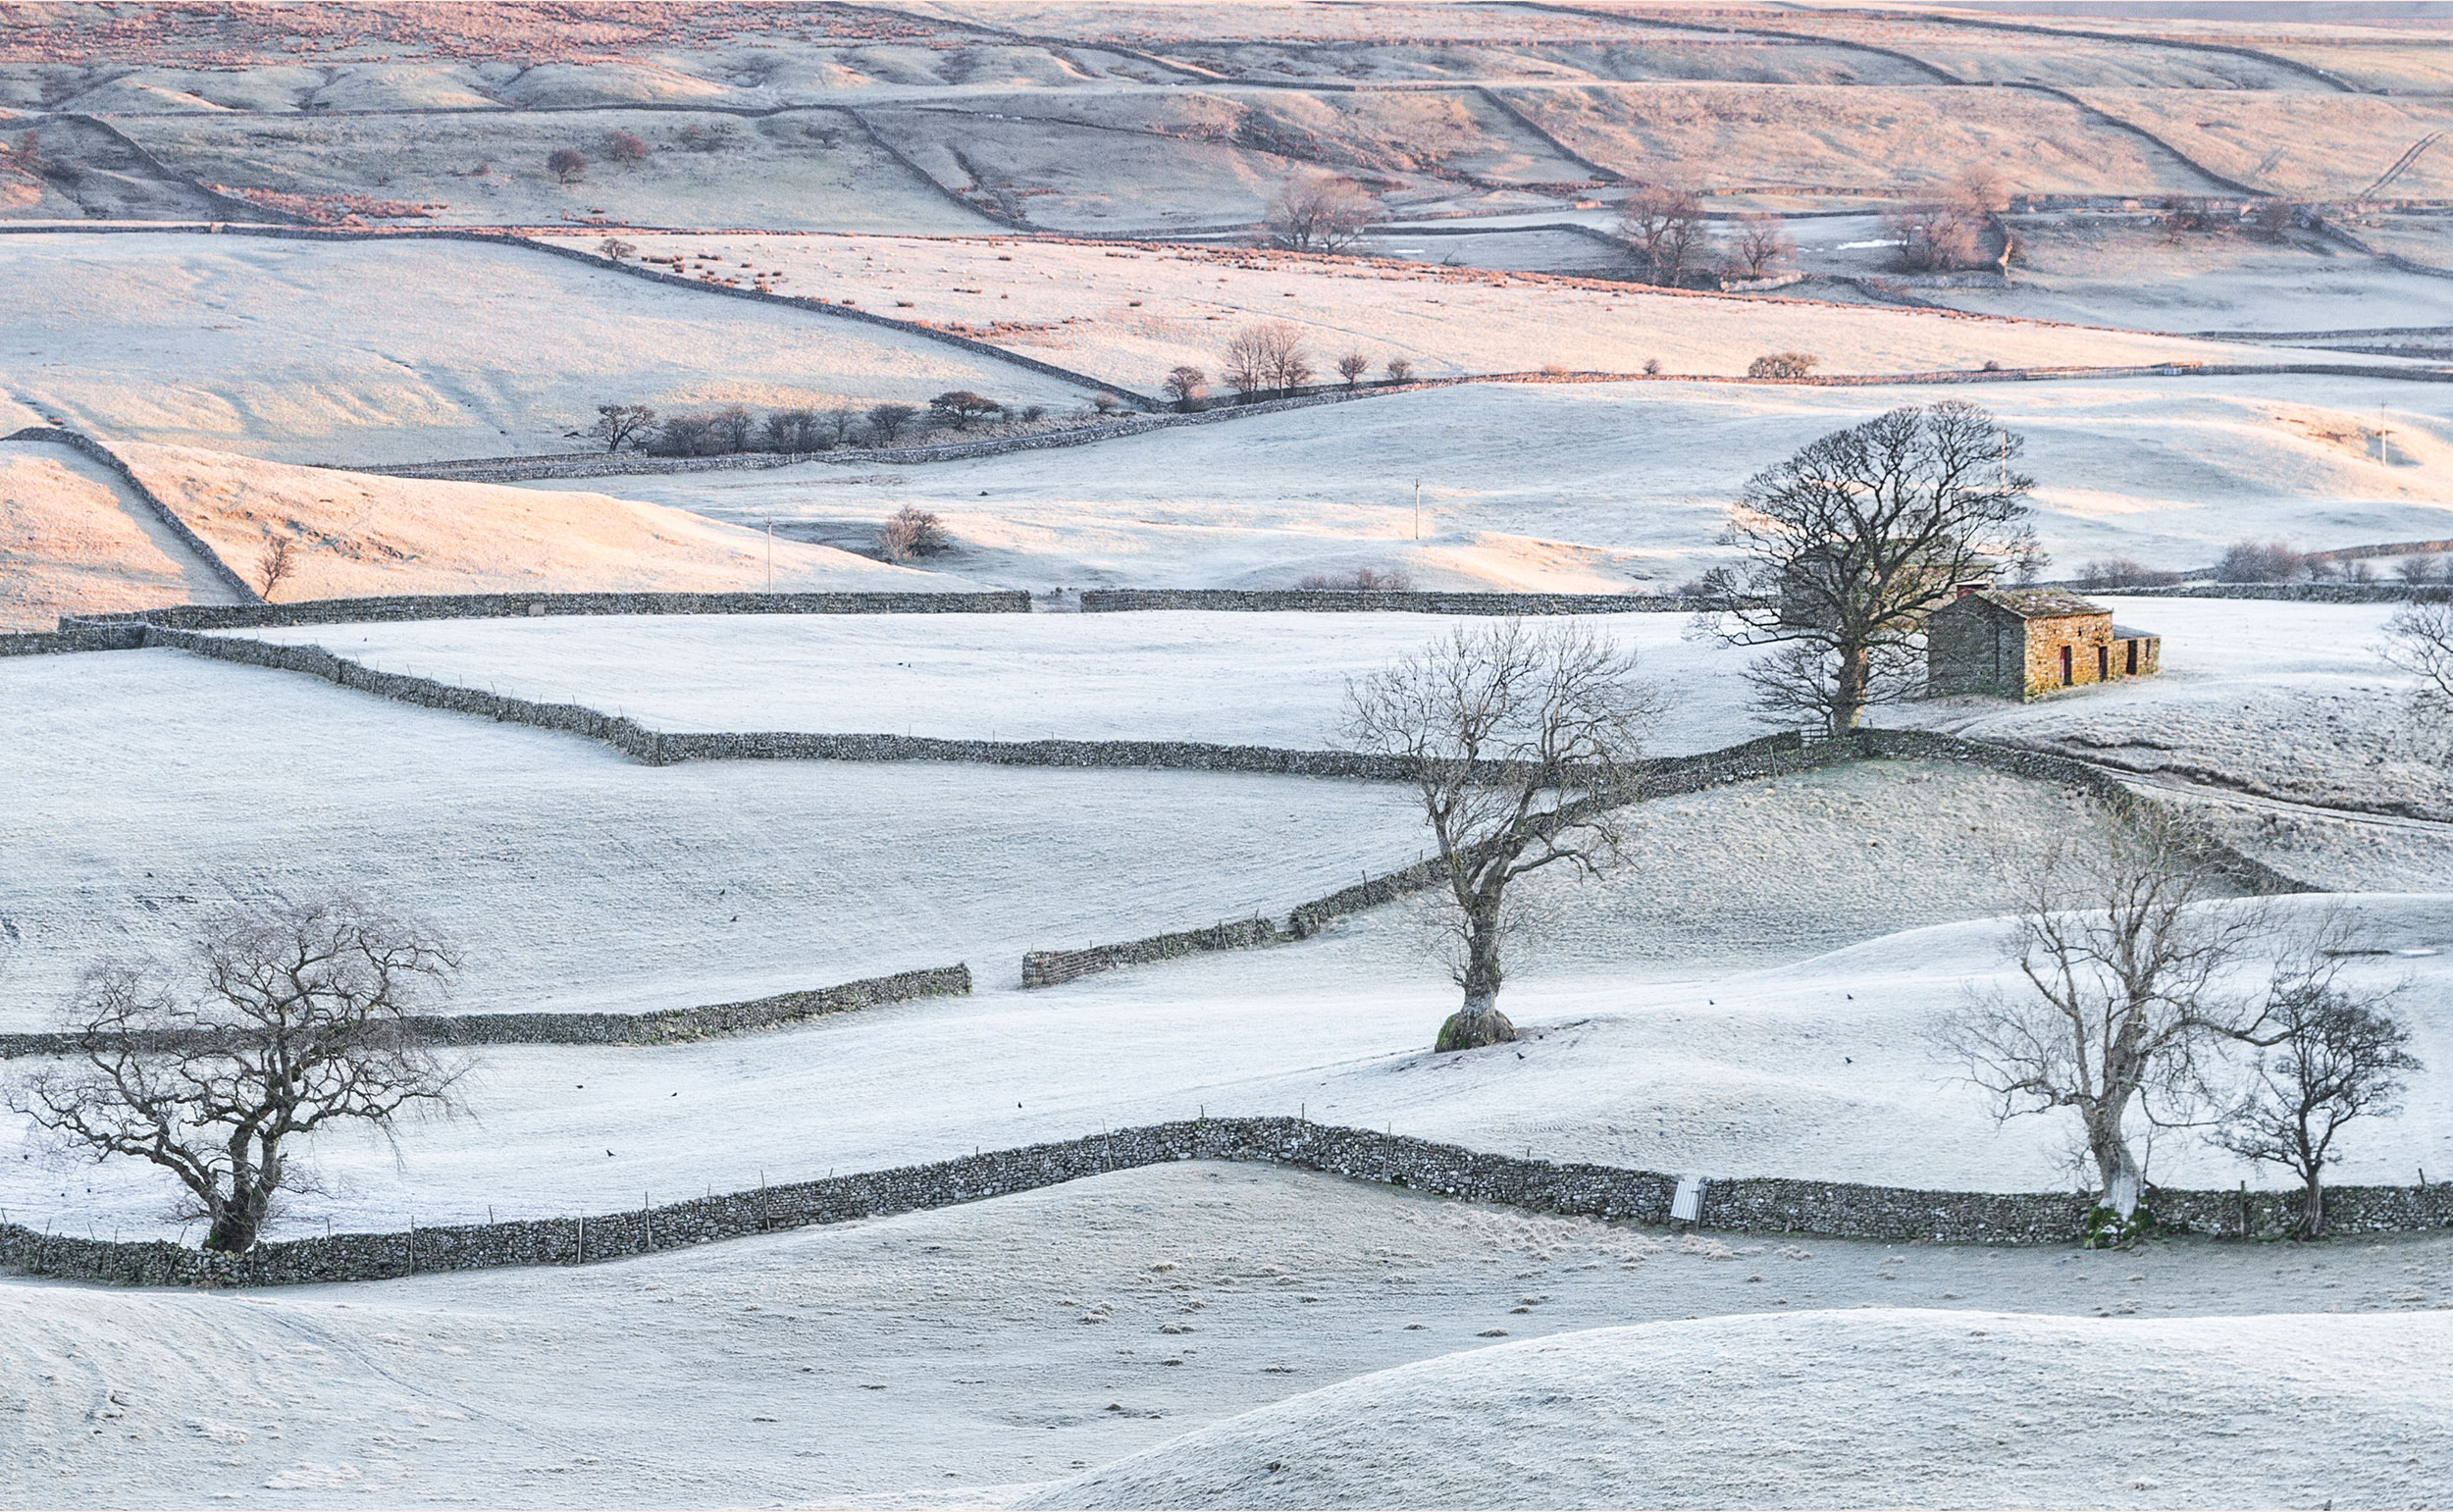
[598, 236, 636, 261]
[1091, 392, 1123, 414]
[1748, 351, 1818, 380]
[2075, 557, 2180, 591]
[1384, 356, 1415, 384]
[1643, 357, 1662, 376]
[877, 505, 952, 562]
[605, 130, 650, 164]
[1540, 360, 1569, 379]
[1296, 565, 1413, 592]
[255, 536, 296, 600]
[2215, 539, 2306, 584]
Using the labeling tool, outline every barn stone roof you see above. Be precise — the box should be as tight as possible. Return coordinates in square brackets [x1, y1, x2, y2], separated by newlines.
[1956, 588, 2108, 620]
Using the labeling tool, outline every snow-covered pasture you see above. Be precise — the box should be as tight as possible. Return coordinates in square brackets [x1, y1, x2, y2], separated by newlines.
[1031, 1306, 2453, 1511]
[10, 1163, 2449, 1510]
[1907, 597, 2453, 822]
[566, 231, 2327, 392]
[0, 649, 1427, 1028]
[223, 610, 1767, 756]
[561, 374, 2453, 593]
[0, 234, 1099, 465]
[11, 875, 2447, 1241]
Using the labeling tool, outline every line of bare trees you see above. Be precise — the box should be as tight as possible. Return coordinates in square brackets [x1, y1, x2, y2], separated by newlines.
[582, 392, 1064, 457]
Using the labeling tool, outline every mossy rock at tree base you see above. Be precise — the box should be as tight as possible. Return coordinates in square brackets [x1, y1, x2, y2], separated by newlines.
[1436, 1007, 1518, 1052]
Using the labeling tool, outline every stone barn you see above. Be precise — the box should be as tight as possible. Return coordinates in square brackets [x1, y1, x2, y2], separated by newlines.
[1926, 586, 2161, 702]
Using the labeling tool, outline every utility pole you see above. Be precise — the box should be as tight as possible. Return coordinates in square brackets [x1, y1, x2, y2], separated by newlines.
[765, 520, 774, 593]
[1413, 479, 1422, 541]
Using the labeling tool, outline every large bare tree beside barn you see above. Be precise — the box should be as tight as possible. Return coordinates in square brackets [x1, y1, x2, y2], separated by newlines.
[1694, 401, 2042, 732]
[1343, 619, 1664, 1052]
[7, 899, 465, 1253]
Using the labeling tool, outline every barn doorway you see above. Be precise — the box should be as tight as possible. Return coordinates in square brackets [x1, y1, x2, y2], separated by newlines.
[2060, 645, 2073, 686]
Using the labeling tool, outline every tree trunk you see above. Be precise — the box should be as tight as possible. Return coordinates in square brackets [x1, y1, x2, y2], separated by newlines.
[203, 1208, 259, 1254]
[1832, 641, 1870, 731]
[2298, 1171, 2325, 1239]
[1436, 907, 1517, 1052]
[2086, 1106, 2144, 1216]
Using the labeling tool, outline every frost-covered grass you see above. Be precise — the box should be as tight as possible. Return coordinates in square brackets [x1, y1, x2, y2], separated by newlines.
[0, 234, 1098, 463]
[0, 649, 1425, 1029]
[1028, 1306, 2453, 1511]
[226, 611, 1766, 756]
[559, 375, 2453, 593]
[567, 232, 2332, 392]
[10, 1163, 2450, 1510]
[0, 441, 243, 631]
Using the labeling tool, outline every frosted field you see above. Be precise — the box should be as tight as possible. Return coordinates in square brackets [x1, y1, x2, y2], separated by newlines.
[9, 1164, 2449, 1510]
[1035, 1308, 2453, 1512]
[561, 376, 2453, 592]
[0, 649, 1427, 1026]
[571, 232, 2349, 392]
[0, 439, 243, 631]
[12, 880, 2448, 1240]
[229, 611, 1764, 756]
[0, 234, 1099, 464]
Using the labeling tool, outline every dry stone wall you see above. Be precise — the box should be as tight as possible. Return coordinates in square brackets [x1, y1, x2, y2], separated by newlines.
[92, 589, 1027, 630]
[8, 1116, 2446, 1289]
[0, 966, 969, 1060]
[1081, 589, 1715, 614]
[6, 427, 260, 602]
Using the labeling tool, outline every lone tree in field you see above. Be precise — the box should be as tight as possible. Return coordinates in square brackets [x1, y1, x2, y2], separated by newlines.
[7, 899, 463, 1253]
[1693, 401, 2040, 732]
[587, 402, 656, 452]
[1343, 619, 1664, 1053]
[1939, 810, 2274, 1220]
[1266, 173, 1375, 252]
[1724, 212, 1796, 281]
[928, 390, 1003, 430]
[1335, 352, 1372, 391]
[254, 535, 296, 600]
[1163, 365, 1208, 411]
[2217, 966, 2418, 1238]
[547, 146, 587, 184]
[1619, 184, 1704, 287]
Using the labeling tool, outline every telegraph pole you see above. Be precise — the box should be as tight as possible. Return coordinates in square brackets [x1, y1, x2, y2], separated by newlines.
[1413, 479, 1423, 540]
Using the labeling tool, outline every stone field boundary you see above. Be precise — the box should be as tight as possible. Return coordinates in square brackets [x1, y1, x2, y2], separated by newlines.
[6, 1116, 2445, 1289]
[0, 965, 970, 1060]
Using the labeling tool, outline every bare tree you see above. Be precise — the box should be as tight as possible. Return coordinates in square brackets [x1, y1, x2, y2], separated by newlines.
[587, 402, 656, 453]
[1342, 620, 1664, 1052]
[866, 402, 919, 445]
[547, 146, 587, 184]
[1883, 202, 1988, 273]
[605, 130, 650, 164]
[1725, 212, 1796, 280]
[1384, 356, 1415, 385]
[1335, 351, 1372, 391]
[1747, 351, 1818, 380]
[1224, 321, 1312, 398]
[1940, 811, 2272, 1219]
[598, 236, 636, 260]
[820, 407, 861, 448]
[1693, 401, 2041, 732]
[877, 504, 951, 562]
[7, 899, 463, 1253]
[1619, 185, 1704, 287]
[2248, 198, 2297, 241]
[1266, 174, 1376, 252]
[254, 536, 296, 601]
[1163, 365, 1208, 411]
[929, 390, 1003, 430]
[2217, 967, 2418, 1238]
[759, 408, 824, 452]
[2216, 539, 2306, 584]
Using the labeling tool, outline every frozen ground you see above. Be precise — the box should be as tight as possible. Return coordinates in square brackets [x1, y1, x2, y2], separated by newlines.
[114, 443, 966, 608]
[552, 376, 2453, 592]
[11, 880, 2447, 1241]
[8, 1163, 2450, 1511]
[0, 234, 1099, 464]
[224, 611, 1765, 756]
[1030, 1306, 2453, 1512]
[0, 648, 1425, 1027]
[1903, 598, 2452, 821]
[563, 232, 2337, 392]
[0, 439, 243, 630]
